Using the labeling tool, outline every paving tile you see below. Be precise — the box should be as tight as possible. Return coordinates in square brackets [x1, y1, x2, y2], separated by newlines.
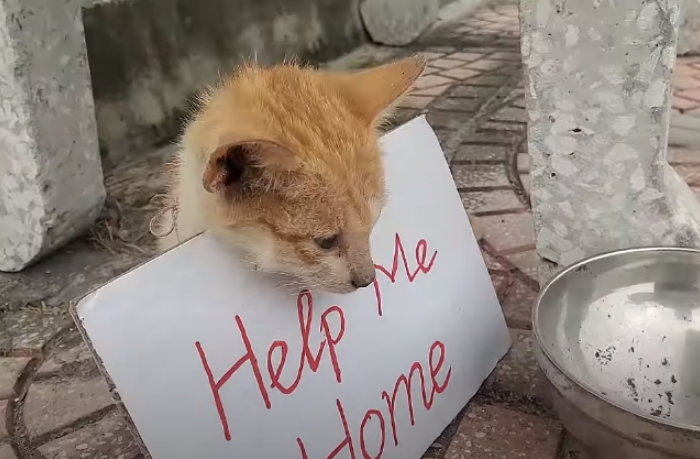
[509, 97, 527, 110]
[679, 88, 700, 104]
[516, 139, 528, 155]
[441, 68, 482, 81]
[23, 376, 114, 437]
[422, 408, 468, 459]
[427, 111, 470, 129]
[464, 29, 495, 37]
[453, 144, 510, 162]
[479, 121, 527, 132]
[465, 18, 489, 27]
[673, 163, 700, 185]
[516, 153, 530, 173]
[520, 174, 531, 197]
[462, 133, 516, 147]
[466, 59, 506, 71]
[673, 76, 700, 91]
[491, 64, 520, 76]
[672, 96, 700, 112]
[432, 97, 483, 112]
[0, 357, 29, 400]
[447, 52, 485, 62]
[0, 400, 7, 443]
[501, 279, 538, 329]
[449, 84, 498, 99]
[413, 84, 451, 97]
[673, 93, 700, 112]
[669, 125, 700, 149]
[433, 128, 452, 145]
[461, 190, 524, 214]
[35, 330, 100, 393]
[476, 213, 536, 252]
[491, 107, 528, 123]
[431, 59, 466, 70]
[489, 51, 522, 62]
[673, 64, 698, 77]
[559, 433, 591, 459]
[391, 109, 421, 129]
[467, 74, 511, 87]
[508, 250, 540, 280]
[398, 95, 433, 109]
[490, 271, 509, 299]
[494, 37, 521, 48]
[483, 23, 510, 32]
[37, 412, 139, 459]
[0, 311, 70, 355]
[509, 86, 526, 98]
[455, 26, 476, 34]
[0, 444, 17, 459]
[452, 164, 510, 188]
[481, 250, 504, 271]
[474, 11, 501, 21]
[423, 46, 458, 55]
[422, 445, 440, 459]
[415, 74, 455, 89]
[445, 404, 561, 459]
[668, 147, 700, 164]
[481, 329, 551, 413]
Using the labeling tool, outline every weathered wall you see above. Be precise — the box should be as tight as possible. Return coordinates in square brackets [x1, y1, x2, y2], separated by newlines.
[83, 0, 368, 167]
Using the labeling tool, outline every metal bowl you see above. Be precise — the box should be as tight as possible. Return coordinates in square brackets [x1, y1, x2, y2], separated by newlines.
[533, 247, 700, 459]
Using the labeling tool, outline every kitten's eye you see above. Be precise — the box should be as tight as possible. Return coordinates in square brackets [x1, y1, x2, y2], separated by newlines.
[315, 234, 340, 250]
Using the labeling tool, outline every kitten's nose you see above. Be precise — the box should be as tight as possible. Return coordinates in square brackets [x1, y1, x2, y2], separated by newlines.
[351, 270, 376, 289]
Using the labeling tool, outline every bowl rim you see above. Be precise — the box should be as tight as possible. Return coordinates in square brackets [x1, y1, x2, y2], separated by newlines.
[533, 245, 700, 433]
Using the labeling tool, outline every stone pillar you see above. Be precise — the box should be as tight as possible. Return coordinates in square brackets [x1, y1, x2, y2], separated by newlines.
[0, 0, 105, 272]
[519, 0, 700, 268]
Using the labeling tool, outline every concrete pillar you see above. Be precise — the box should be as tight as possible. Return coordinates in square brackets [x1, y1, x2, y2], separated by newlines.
[519, 0, 700, 268]
[0, 0, 105, 272]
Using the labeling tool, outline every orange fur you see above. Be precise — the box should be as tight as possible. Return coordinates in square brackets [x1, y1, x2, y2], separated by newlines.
[154, 55, 426, 294]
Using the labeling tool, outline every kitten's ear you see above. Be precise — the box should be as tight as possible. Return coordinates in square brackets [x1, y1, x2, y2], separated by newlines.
[333, 54, 427, 125]
[202, 140, 297, 194]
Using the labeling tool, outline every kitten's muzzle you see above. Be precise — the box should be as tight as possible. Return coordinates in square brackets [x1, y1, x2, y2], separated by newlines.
[350, 269, 376, 289]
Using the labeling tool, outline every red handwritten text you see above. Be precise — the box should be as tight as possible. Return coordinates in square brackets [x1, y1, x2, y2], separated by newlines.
[195, 233, 445, 454]
[195, 292, 345, 441]
[295, 340, 451, 459]
[373, 233, 437, 316]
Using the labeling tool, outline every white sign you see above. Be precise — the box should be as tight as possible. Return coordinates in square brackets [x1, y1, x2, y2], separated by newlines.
[73, 116, 511, 459]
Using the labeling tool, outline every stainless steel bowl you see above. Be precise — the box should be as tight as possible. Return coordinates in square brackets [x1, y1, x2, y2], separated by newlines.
[533, 247, 700, 459]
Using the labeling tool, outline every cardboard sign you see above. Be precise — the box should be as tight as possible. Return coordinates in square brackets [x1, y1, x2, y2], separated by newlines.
[73, 116, 511, 459]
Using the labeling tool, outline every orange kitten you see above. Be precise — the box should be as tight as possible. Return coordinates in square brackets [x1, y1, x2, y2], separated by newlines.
[153, 56, 426, 294]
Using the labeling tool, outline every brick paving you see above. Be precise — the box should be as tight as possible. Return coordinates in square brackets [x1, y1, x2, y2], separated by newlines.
[671, 58, 700, 149]
[1, 3, 700, 459]
[673, 57, 700, 115]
